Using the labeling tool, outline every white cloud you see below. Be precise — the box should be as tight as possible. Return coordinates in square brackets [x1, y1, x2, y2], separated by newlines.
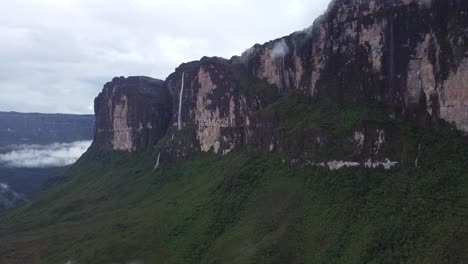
[0, 141, 92, 168]
[270, 39, 290, 59]
[0, 183, 11, 192]
[0, 0, 330, 114]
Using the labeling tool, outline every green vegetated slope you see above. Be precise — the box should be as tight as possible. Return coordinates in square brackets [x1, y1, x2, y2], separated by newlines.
[0, 99, 467, 264]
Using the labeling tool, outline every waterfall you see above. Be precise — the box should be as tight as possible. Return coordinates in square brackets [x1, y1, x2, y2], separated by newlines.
[281, 58, 285, 93]
[178, 72, 185, 131]
[415, 144, 421, 169]
[255, 95, 261, 108]
[276, 58, 286, 94]
[154, 152, 161, 170]
[388, 15, 395, 98]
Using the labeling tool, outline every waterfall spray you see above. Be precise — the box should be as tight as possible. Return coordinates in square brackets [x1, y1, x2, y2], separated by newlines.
[271, 39, 289, 94]
[178, 72, 185, 130]
[276, 58, 286, 94]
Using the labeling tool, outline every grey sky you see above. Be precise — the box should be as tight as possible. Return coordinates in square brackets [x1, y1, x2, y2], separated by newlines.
[0, 0, 330, 114]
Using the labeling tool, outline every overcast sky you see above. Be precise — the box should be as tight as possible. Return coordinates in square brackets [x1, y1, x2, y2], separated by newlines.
[0, 0, 330, 114]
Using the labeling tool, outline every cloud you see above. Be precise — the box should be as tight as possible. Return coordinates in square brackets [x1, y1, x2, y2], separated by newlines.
[270, 39, 290, 59]
[0, 0, 330, 114]
[0, 182, 24, 209]
[0, 183, 13, 193]
[0, 183, 21, 200]
[0, 141, 92, 168]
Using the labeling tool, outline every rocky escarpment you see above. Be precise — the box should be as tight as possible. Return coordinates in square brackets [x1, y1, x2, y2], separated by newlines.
[158, 57, 279, 159]
[3, 1, 468, 263]
[240, 0, 468, 131]
[92, 0, 468, 167]
[93, 76, 171, 151]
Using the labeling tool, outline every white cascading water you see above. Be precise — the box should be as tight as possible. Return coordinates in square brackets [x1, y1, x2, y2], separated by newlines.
[281, 58, 286, 93]
[255, 95, 261, 107]
[178, 72, 185, 131]
[154, 152, 161, 170]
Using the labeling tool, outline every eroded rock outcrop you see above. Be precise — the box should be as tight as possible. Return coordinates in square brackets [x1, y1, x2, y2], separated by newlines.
[92, 0, 468, 168]
[240, 0, 468, 131]
[160, 57, 270, 158]
[93, 76, 171, 151]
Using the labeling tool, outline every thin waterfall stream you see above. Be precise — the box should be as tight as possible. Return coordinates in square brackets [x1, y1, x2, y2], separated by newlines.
[178, 72, 185, 131]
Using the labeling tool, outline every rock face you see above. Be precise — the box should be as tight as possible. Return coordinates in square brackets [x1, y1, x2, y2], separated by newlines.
[160, 57, 273, 159]
[93, 76, 171, 151]
[241, 0, 468, 130]
[92, 0, 468, 166]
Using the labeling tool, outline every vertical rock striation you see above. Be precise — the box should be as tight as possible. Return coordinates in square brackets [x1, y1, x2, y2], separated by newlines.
[91, 0, 468, 167]
[161, 57, 268, 158]
[93, 76, 172, 151]
[240, 0, 468, 130]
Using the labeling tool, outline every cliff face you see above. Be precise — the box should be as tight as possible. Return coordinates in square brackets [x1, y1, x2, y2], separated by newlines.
[159, 57, 278, 159]
[92, 0, 468, 166]
[93, 76, 171, 151]
[241, 0, 468, 131]
[4, 1, 468, 262]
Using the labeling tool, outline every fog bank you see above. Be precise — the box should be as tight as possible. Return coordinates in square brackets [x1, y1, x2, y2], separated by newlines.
[0, 141, 92, 168]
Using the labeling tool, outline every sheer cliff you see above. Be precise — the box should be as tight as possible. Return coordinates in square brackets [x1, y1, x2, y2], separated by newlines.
[1, 1, 467, 263]
[93, 76, 171, 152]
[240, 0, 468, 131]
[92, 0, 468, 167]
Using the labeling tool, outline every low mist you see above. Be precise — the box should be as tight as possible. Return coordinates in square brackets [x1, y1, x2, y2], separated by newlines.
[0, 141, 92, 168]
